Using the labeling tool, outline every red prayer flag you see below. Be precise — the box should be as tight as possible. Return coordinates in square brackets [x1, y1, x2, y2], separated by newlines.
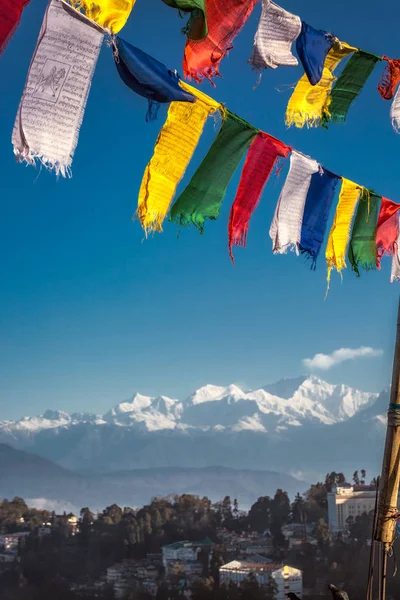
[183, 0, 259, 83]
[378, 57, 400, 100]
[0, 0, 31, 53]
[376, 197, 400, 268]
[228, 132, 291, 263]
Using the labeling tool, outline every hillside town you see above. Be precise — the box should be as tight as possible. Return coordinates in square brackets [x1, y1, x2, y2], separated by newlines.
[0, 470, 393, 600]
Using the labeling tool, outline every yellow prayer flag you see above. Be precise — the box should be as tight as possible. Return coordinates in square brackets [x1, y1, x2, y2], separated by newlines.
[326, 178, 364, 282]
[137, 81, 221, 234]
[79, 0, 135, 33]
[286, 41, 357, 128]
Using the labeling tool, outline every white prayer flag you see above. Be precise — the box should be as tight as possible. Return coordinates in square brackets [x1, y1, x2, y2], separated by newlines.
[249, 0, 301, 71]
[12, 0, 104, 176]
[391, 85, 400, 133]
[270, 151, 319, 254]
[390, 213, 400, 282]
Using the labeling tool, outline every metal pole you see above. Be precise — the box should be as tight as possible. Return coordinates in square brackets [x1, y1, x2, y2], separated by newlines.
[375, 298, 400, 549]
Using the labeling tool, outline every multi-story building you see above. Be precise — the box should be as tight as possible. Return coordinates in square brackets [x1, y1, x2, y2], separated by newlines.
[327, 484, 377, 531]
[162, 538, 213, 577]
[107, 557, 162, 599]
[220, 558, 303, 599]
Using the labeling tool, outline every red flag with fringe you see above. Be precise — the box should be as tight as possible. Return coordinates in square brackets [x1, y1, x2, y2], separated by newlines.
[376, 197, 400, 268]
[183, 0, 259, 83]
[378, 57, 400, 100]
[228, 132, 291, 263]
[0, 0, 30, 53]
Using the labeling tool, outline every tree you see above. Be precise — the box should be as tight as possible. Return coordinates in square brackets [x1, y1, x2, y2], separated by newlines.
[353, 471, 360, 486]
[247, 497, 271, 533]
[291, 493, 305, 523]
[316, 518, 330, 555]
[360, 469, 367, 485]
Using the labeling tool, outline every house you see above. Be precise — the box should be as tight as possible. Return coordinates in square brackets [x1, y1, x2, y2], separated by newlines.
[220, 558, 303, 599]
[0, 532, 30, 554]
[107, 558, 162, 599]
[327, 485, 377, 531]
[162, 538, 214, 577]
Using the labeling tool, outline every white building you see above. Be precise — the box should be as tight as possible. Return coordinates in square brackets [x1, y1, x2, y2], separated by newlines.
[220, 557, 303, 599]
[162, 538, 213, 577]
[327, 485, 377, 530]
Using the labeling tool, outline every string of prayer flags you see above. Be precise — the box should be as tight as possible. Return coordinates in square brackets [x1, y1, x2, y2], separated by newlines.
[286, 40, 357, 128]
[113, 37, 195, 121]
[376, 198, 400, 267]
[77, 0, 135, 32]
[269, 151, 319, 254]
[299, 168, 339, 267]
[378, 57, 400, 100]
[183, 0, 258, 83]
[162, 0, 207, 40]
[169, 111, 257, 232]
[323, 51, 381, 124]
[296, 21, 335, 86]
[0, 0, 30, 52]
[248, 0, 301, 72]
[348, 192, 381, 276]
[137, 82, 221, 234]
[228, 132, 291, 262]
[326, 179, 365, 283]
[391, 215, 400, 283]
[12, 0, 104, 177]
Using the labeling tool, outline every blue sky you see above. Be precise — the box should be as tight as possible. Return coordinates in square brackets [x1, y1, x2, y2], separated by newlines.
[0, 0, 398, 420]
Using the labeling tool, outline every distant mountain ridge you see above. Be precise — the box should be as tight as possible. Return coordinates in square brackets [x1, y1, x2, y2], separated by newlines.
[0, 444, 308, 512]
[0, 375, 377, 434]
[0, 376, 386, 478]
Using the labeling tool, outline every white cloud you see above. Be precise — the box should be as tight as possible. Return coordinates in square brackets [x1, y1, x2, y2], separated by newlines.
[303, 347, 383, 371]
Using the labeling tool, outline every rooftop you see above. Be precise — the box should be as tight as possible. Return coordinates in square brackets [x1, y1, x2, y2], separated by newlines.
[162, 537, 213, 550]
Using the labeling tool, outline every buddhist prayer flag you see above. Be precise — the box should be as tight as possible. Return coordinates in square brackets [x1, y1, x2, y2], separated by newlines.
[12, 0, 104, 177]
[323, 50, 381, 124]
[78, 0, 135, 32]
[299, 168, 339, 267]
[269, 151, 319, 254]
[0, 0, 30, 52]
[170, 111, 257, 232]
[376, 198, 400, 267]
[248, 0, 301, 72]
[390, 215, 400, 283]
[114, 37, 195, 121]
[162, 0, 207, 40]
[348, 192, 381, 276]
[378, 57, 400, 100]
[183, 0, 258, 83]
[326, 179, 364, 282]
[137, 82, 221, 234]
[286, 40, 356, 128]
[296, 21, 335, 85]
[390, 85, 400, 132]
[228, 132, 291, 262]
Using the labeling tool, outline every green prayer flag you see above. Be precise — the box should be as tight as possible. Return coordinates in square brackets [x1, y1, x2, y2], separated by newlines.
[162, 0, 207, 40]
[325, 50, 381, 123]
[348, 191, 381, 276]
[169, 111, 257, 233]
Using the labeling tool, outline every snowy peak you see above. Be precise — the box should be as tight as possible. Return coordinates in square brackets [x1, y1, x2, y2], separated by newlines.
[185, 384, 245, 406]
[0, 376, 379, 436]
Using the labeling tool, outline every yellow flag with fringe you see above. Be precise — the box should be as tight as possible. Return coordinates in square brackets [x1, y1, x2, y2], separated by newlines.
[79, 0, 136, 33]
[137, 81, 221, 234]
[286, 41, 357, 128]
[326, 178, 367, 283]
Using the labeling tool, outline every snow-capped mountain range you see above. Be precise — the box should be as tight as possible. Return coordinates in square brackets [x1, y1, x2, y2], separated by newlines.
[0, 376, 378, 435]
[0, 376, 387, 478]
